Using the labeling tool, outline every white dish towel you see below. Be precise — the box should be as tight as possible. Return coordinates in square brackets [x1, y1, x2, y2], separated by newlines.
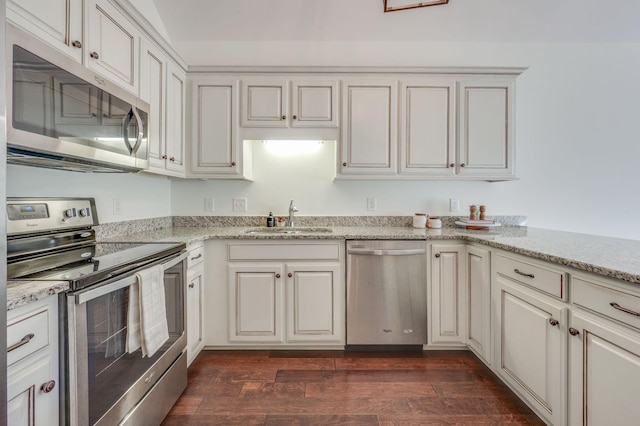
[126, 264, 169, 357]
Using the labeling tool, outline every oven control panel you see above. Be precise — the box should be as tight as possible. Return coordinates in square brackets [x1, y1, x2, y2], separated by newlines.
[7, 198, 98, 236]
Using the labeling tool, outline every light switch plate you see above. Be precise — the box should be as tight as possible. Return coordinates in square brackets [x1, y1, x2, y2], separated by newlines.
[233, 198, 247, 212]
[449, 198, 460, 212]
[367, 197, 377, 211]
[204, 198, 214, 212]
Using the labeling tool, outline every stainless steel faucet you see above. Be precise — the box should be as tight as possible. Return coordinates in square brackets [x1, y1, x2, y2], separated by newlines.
[288, 200, 298, 227]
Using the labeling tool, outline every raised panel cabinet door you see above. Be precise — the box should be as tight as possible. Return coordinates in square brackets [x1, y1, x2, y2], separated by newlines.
[290, 81, 339, 128]
[466, 245, 491, 364]
[86, 0, 140, 93]
[7, 353, 58, 426]
[286, 263, 343, 343]
[241, 80, 288, 127]
[228, 264, 284, 343]
[165, 62, 186, 174]
[569, 310, 640, 426]
[430, 244, 466, 345]
[458, 77, 515, 179]
[494, 277, 567, 426]
[186, 265, 204, 366]
[399, 79, 456, 176]
[7, 0, 83, 62]
[139, 39, 166, 171]
[190, 78, 241, 176]
[340, 81, 397, 175]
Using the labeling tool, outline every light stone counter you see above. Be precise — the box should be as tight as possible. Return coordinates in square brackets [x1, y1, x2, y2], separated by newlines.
[7, 280, 69, 311]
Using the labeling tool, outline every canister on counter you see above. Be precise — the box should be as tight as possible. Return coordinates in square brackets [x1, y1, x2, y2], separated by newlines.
[428, 217, 442, 229]
[413, 213, 427, 228]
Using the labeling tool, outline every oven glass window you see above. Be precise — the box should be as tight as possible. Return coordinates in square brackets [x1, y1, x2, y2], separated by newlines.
[84, 264, 184, 424]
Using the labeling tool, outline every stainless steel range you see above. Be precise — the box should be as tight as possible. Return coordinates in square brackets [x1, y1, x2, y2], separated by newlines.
[7, 198, 188, 426]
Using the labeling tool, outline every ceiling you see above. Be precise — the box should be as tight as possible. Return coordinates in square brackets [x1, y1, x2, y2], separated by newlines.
[152, 0, 640, 44]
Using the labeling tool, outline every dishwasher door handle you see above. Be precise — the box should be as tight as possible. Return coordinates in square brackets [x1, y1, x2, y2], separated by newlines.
[347, 248, 426, 256]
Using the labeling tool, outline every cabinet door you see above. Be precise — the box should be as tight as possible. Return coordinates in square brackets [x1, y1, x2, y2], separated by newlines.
[139, 38, 167, 172]
[7, 353, 58, 426]
[240, 80, 288, 127]
[290, 81, 338, 128]
[86, 0, 140, 94]
[458, 78, 515, 179]
[190, 78, 244, 177]
[7, 0, 83, 62]
[569, 310, 640, 426]
[399, 79, 456, 176]
[430, 243, 466, 345]
[228, 264, 284, 343]
[164, 62, 186, 174]
[187, 264, 204, 365]
[340, 80, 397, 176]
[286, 263, 343, 343]
[466, 245, 491, 364]
[494, 277, 567, 425]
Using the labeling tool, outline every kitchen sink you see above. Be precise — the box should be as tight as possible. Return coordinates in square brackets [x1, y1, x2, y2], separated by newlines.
[244, 227, 333, 235]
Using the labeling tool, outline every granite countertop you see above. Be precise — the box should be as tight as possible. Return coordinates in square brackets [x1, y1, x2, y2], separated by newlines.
[9, 223, 640, 310]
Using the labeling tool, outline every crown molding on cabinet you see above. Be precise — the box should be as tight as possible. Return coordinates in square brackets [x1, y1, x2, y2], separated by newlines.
[188, 65, 527, 76]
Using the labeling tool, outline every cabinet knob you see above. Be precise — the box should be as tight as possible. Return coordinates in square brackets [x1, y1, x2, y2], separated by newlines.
[449, 163, 455, 168]
[548, 318, 559, 327]
[568, 327, 580, 336]
[288, 273, 293, 278]
[40, 380, 56, 393]
[293, 115, 297, 120]
[460, 163, 466, 168]
[161, 155, 168, 159]
[281, 115, 286, 120]
[435, 253, 441, 258]
[90, 51, 100, 60]
[342, 162, 347, 167]
[169, 157, 175, 162]
[275, 273, 281, 278]
[72, 40, 82, 49]
[188, 283, 194, 289]
[230, 161, 236, 167]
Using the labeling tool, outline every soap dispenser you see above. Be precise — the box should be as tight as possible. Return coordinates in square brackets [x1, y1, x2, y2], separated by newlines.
[267, 212, 275, 227]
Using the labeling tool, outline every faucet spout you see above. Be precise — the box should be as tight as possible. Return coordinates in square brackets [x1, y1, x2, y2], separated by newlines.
[288, 200, 298, 227]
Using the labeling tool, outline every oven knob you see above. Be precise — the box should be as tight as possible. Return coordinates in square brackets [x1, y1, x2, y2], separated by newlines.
[63, 208, 76, 218]
[78, 208, 90, 217]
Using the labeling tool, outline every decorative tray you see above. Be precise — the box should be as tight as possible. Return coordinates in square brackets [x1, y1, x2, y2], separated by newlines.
[454, 220, 501, 230]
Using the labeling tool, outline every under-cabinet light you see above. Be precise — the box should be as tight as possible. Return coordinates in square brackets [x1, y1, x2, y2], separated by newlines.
[261, 140, 324, 157]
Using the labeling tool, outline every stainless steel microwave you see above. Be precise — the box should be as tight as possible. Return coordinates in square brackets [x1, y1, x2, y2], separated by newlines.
[6, 24, 149, 173]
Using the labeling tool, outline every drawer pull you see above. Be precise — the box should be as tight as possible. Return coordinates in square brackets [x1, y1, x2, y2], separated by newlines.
[40, 380, 56, 393]
[514, 268, 535, 279]
[190, 253, 203, 261]
[568, 327, 580, 336]
[610, 302, 640, 317]
[7, 333, 35, 353]
[548, 318, 559, 326]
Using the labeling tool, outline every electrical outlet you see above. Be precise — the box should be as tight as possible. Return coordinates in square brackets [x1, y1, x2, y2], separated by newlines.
[367, 197, 377, 211]
[449, 198, 460, 212]
[204, 197, 214, 212]
[112, 198, 121, 215]
[233, 197, 247, 212]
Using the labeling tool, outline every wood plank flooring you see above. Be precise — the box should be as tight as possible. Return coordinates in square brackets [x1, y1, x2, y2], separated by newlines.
[162, 350, 545, 425]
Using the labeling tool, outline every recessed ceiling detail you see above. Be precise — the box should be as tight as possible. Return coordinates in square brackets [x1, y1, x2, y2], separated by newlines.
[383, 0, 449, 13]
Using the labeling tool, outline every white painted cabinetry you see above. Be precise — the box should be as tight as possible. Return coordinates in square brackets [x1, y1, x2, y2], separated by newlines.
[7, 0, 83, 62]
[429, 243, 467, 346]
[164, 62, 186, 174]
[340, 80, 398, 176]
[86, 0, 140, 94]
[226, 242, 344, 346]
[466, 245, 491, 364]
[241, 79, 338, 128]
[568, 274, 640, 426]
[7, 296, 59, 426]
[494, 253, 568, 426]
[186, 243, 205, 365]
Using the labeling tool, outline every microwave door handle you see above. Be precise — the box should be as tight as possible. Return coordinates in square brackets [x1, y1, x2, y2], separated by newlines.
[129, 106, 144, 155]
[122, 108, 135, 155]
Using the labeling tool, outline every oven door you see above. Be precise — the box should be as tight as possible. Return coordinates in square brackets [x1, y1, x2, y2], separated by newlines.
[62, 252, 187, 426]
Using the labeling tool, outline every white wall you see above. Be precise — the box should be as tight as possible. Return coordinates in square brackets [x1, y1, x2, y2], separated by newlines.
[169, 40, 640, 241]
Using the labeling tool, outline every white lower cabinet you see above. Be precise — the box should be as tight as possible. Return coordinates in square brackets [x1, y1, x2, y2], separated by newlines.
[429, 243, 467, 346]
[466, 245, 491, 364]
[7, 296, 59, 426]
[186, 243, 205, 365]
[494, 276, 568, 426]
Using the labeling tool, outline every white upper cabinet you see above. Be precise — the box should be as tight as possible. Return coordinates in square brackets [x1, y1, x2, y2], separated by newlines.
[399, 79, 456, 177]
[241, 79, 338, 128]
[140, 38, 167, 172]
[7, 0, 84, 62]
[86, 0, 140, 94]
[457, 77, 516, 180]
[340, 80, 398, 176]
[165, 62, 186, 174]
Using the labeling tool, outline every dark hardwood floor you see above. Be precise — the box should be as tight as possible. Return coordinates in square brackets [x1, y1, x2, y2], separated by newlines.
[162, 350, 545, 425]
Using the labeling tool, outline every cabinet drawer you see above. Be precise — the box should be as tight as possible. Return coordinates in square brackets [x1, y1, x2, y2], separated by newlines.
[229, 243, 340, 261]
[7, 308, 50, 366]
[495, 254, 565, 299]
[187, 245, 204, 268]
[572, 276, 640, 330]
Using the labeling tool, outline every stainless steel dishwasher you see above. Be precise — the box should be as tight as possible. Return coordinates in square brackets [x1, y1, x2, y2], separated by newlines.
[346, 240, 427, 346]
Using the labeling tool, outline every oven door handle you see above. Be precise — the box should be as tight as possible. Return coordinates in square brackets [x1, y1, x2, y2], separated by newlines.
[75, 252, 186, 304]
